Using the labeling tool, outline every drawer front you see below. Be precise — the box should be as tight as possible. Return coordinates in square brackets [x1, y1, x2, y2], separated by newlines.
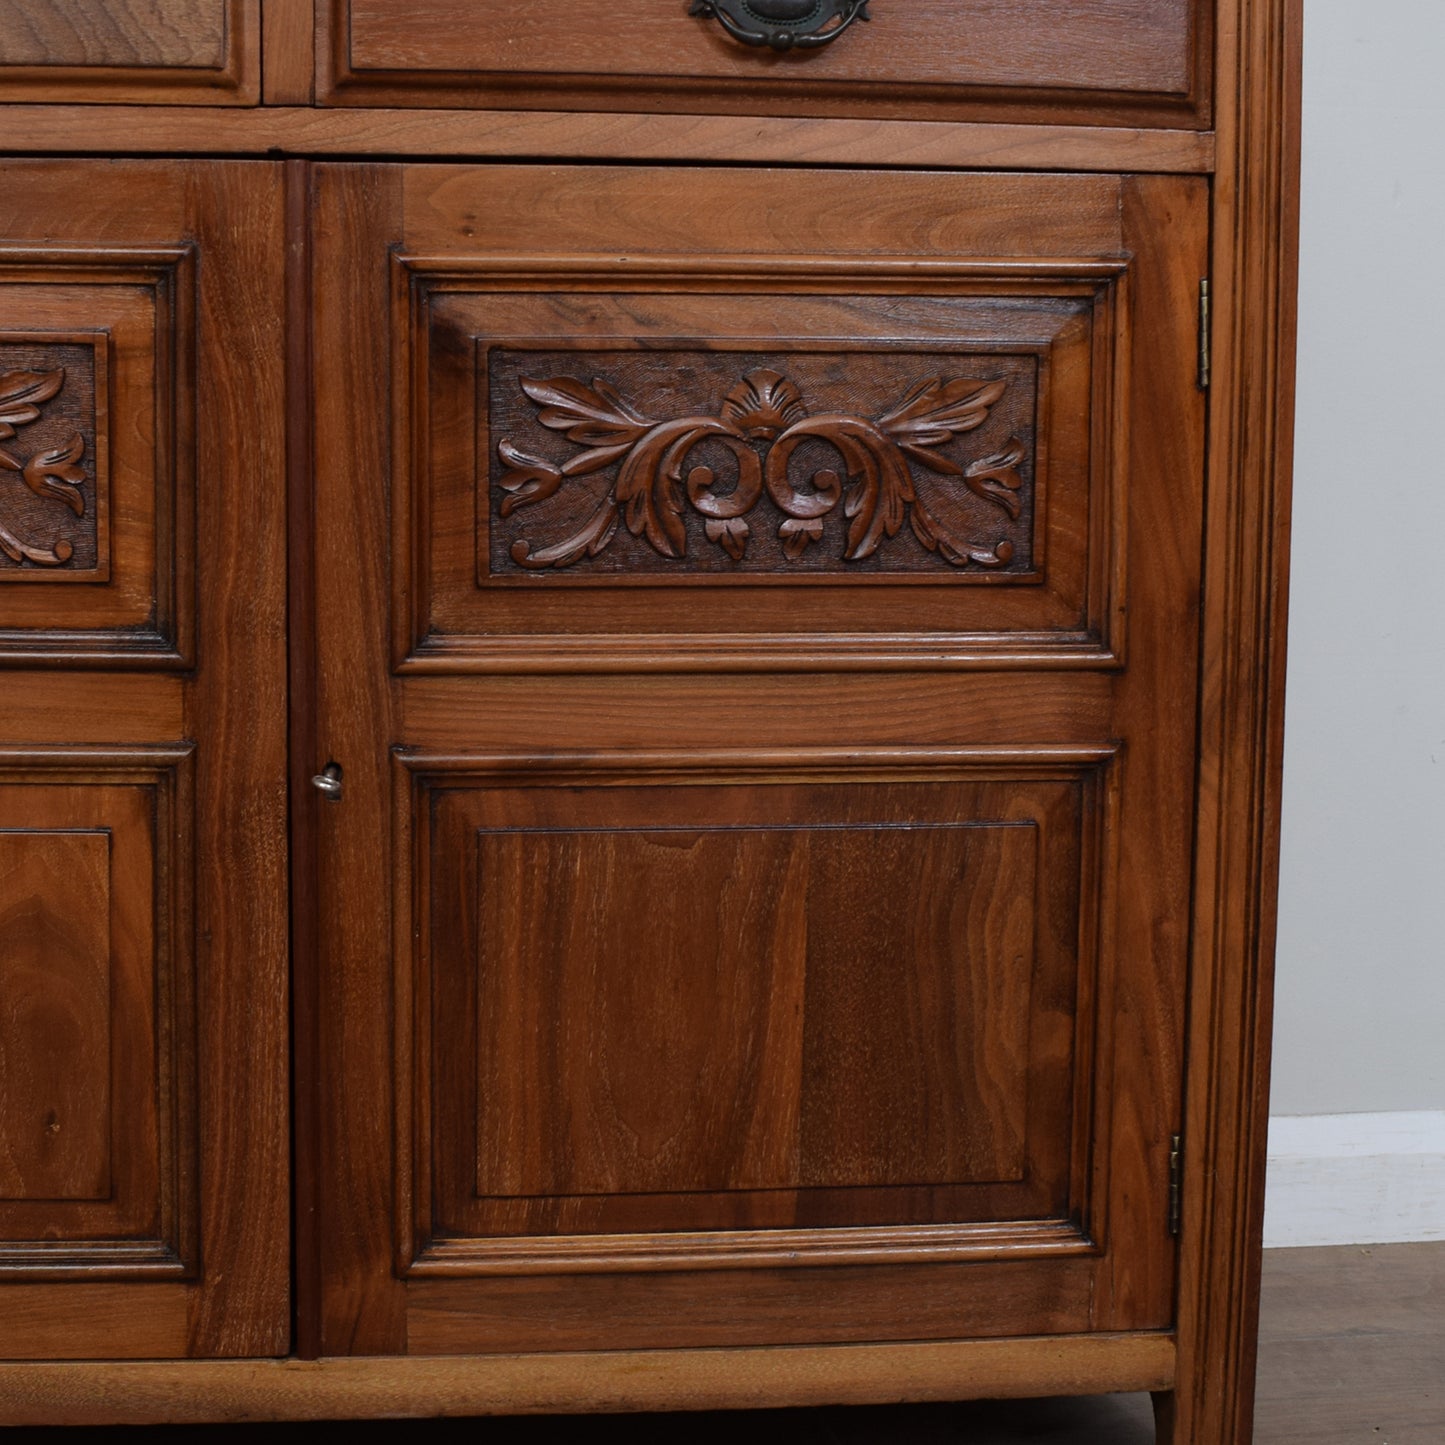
[320, 0, 1211, 128]
[0, 0, 259, 105]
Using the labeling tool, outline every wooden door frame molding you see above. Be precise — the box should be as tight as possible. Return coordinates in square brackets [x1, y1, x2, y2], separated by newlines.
[1173, 0, 1301, 1440]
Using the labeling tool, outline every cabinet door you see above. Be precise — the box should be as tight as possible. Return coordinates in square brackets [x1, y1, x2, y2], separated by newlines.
[0, 162, 288, 1357]
[309, 163, 1205, 1356]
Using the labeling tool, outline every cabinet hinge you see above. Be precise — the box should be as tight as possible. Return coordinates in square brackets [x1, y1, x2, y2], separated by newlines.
[1168, 1133, 1184, 1237]
[1197, 279, 1211, 390]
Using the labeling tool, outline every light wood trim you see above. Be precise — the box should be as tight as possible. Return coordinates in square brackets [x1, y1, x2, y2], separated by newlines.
[1175, 0, 1302, 1442]
[0, 105, 1215, 173]
[261, 0, 314, 105]
[407, 1221, 1097, 1278]
[0, 1284, 189, 1362]
[0, 1334, 1175, 1425]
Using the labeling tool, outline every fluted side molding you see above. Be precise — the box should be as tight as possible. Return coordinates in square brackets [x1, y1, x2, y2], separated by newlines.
[1173, 1, 1302, 1442]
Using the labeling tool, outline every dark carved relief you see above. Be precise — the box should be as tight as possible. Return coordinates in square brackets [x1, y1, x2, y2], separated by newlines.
[0, 342, 97, 574]
[487, 350, 1038, 579]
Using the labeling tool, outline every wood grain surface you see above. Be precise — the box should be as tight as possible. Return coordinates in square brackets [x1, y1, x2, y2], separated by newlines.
[322, 0, 1210, 129]
[0, 0, 229, 67]
[262, 0, 314, 105]
[0, 1244, 1439, 1430]
[1169, 1, 1302, 1440]
[0, 0, 258, 104]
[180, 159, 290, 1358]
[1254, 1244, 1445, 1444]
[0, 830, 111, 1203]
[0, 1332, 1174, 1424]
[0, 105, 1216, 172]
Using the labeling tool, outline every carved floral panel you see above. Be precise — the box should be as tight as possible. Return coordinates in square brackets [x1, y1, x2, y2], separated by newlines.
[484, 349, 1039, 580]
[0, 337, 104, 579]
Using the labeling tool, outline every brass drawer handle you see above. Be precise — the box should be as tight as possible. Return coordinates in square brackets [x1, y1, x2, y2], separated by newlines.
[689, 0, 871, 52]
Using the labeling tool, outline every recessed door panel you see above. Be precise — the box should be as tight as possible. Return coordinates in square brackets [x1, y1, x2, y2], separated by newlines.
[0, 750, 196, 1278]
[396, 276, 1124, 671]
[397, 755, 1112, 1277]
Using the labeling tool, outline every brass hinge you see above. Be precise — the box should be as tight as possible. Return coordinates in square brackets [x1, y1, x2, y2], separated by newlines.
[1168, 1133, 1184, 1236]
[1198, 279, 1211, 390]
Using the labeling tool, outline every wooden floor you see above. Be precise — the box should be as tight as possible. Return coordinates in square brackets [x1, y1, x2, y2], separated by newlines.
[38, 1244, 1445, 1440]
[1251, 1243, 1445, 1445]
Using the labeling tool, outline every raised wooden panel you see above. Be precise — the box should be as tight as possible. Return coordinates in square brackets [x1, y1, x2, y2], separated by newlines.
[0, 747, 197, 1280]
[0, 250, 195, 666]
[320, 0, 1211, 129]
[473, 823, 1035, 1198]
[396, 259, 1125, 672]
[394, 748, 1116, 1283]
[0, 1, 260, 105]
[0, 831, 111, 1202]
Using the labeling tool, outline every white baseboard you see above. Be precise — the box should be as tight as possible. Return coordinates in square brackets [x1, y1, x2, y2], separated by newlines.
[1264, 1110, 1445, 1248]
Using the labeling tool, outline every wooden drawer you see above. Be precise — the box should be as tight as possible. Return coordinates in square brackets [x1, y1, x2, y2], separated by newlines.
[0, 0, 259, 105]
[319, 0, 1212, 128]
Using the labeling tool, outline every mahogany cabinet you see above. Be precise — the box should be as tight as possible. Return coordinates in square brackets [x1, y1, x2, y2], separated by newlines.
[0, 3, 1299, 1439]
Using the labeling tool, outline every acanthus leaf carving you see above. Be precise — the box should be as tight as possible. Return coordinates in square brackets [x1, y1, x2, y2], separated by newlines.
[965, 438, 1028, 521]
[497, 440, 563, 517]
[23, 433, 87, 518]
[497, 367, 1028, 573]
[0, 368, 65, 440]
[0, 366, 87, 570]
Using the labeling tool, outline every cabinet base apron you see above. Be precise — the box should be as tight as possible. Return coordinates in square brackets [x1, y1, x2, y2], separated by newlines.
[0, 1333, 1175, 1426]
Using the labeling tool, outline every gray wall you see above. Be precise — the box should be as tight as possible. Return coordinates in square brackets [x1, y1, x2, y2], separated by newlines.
[1272, 0, 1445, 1116]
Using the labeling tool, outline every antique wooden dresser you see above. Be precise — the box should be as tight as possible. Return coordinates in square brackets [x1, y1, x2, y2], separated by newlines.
[0, 3, 1299, 1438]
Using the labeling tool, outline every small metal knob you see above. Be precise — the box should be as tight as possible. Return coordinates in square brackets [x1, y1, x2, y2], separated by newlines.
[311, 762, 343, 801]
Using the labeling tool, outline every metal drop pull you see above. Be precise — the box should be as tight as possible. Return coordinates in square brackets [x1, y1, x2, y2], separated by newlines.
[311, 762, 343, 801]
[689, 0, 871, 52]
